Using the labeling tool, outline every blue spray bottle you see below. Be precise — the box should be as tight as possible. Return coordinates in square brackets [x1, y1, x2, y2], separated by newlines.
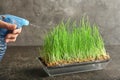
[0, 14, 29, 61]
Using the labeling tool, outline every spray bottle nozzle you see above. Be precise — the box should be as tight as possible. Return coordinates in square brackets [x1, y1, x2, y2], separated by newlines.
[0, 14, 29, 37]
[0, 14, 29, 29]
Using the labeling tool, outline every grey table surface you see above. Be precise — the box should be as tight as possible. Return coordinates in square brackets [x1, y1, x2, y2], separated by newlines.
[0, 45, 120, 80]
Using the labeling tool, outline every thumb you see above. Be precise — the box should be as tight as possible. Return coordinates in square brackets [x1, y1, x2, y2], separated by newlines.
[0, 20, 16, 30]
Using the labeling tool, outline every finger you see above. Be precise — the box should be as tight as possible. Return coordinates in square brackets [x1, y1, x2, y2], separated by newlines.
[5, 33, 18, 39]
[0, 20, 16, 30]
[13, 28, 22, 34]
[5, 38, 16, 43]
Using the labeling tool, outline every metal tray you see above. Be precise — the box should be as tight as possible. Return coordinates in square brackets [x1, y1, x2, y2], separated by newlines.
[38, 57, 110, 76]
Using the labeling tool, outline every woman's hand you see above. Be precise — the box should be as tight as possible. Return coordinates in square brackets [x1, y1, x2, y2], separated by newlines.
[0, 20, 22, 43]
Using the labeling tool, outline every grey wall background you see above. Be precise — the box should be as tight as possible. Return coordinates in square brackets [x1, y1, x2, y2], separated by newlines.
[0, 0, 120, 46]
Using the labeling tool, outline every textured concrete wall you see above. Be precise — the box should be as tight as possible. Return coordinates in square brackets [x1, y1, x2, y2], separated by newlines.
[0, 0, 120, 46]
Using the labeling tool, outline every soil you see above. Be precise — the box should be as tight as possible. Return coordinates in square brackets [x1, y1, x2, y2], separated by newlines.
[40, 54, 110, 67]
